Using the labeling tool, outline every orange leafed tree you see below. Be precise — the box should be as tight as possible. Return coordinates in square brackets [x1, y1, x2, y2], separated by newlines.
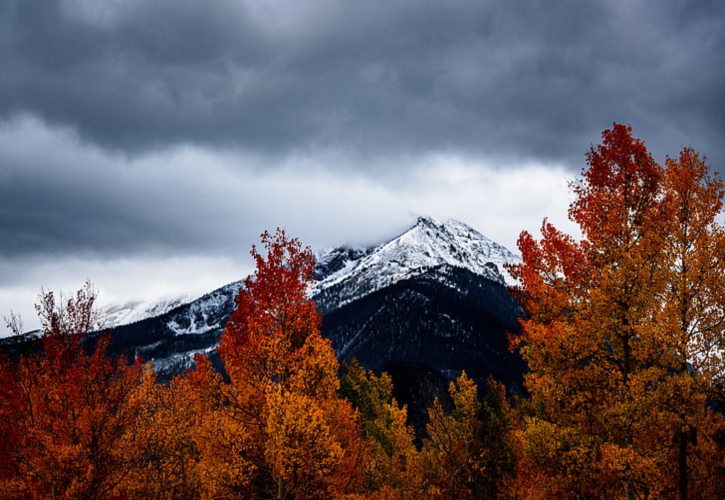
[0, 282, 143, 499]
[659, 148, 725, 498]
[510, 124, 725, 498]
[192, 229, 366, 498]
[118, 363, 206, 497]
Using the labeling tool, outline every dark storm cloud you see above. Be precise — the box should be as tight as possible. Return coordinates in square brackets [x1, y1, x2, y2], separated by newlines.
[1, 0, 723, 167]
[0, 119, 266, 262]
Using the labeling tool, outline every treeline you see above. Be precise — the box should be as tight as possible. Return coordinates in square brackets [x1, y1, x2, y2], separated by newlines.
[0, 124, 723, 499]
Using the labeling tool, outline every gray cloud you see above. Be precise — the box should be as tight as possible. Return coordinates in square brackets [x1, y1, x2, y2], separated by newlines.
[1, 0, 723, 168]
[0, 118, 247, 261]
[0, 116, 578, 261]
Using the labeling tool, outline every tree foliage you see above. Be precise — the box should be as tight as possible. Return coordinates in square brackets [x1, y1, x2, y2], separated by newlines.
[0, 282, 143, 498]
[340, 358, 423, 497]
[422, 373, 518, 499]
[509, 124, 725, 498]
[192, 229, 367, 498]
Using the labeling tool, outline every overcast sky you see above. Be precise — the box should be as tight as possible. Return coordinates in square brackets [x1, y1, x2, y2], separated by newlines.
[1, 0, 724, 334]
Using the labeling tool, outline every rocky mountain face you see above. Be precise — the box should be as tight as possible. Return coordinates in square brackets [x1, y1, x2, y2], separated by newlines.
[1, 217, 527, 415]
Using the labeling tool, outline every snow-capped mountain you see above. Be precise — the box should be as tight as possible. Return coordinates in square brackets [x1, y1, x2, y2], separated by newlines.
[99, 216, 519, 333]
[312, 216, 520, 312]
[2, 217, 525, 398]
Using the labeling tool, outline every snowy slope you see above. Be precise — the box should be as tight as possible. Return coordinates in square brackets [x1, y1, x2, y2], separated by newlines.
[99, 280, 245, 333]
[313, 246, 371, 280]
[312, 216, 520, 310]
[165, 280, 244, 335]
[100, 296, 192, 328]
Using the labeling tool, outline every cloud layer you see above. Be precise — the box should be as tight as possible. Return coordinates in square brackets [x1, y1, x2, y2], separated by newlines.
[1, 0, 723, 165]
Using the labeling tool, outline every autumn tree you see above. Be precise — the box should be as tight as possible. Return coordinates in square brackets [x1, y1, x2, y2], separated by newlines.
[421, 372, 518, 499]
[476, 378, 520, 498]
[0, 282, 143, 499]
[509, 124, 725, 498]
[118, 364, 205, 498]
[659, 148, 725, 499]
[193, 229, 366, 498]
[340, 358, 423, 497]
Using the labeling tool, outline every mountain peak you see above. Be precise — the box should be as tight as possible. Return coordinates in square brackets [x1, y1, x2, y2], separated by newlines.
[312, 216, 520, 309]
[411, 216, 494, 243]
[415, 215, 438, 226]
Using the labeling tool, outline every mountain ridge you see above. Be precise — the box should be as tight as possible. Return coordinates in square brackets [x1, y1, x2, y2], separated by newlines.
[96, 216, 520, 329]
[1, 217, 525, 398]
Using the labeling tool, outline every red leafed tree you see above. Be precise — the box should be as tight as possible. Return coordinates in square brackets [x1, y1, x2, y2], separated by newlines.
[0, 282, 143, 498]
[221, 228, 322, 391]
[192, 229, 366, 498]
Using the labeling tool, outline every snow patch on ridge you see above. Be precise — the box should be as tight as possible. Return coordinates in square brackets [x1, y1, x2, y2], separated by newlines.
[165, 280, 244, 336]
